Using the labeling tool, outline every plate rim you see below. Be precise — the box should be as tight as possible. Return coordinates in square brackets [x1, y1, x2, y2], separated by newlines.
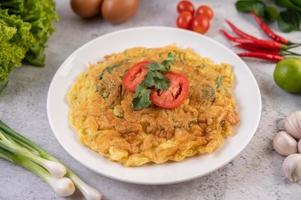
[47, 26, 262, 185]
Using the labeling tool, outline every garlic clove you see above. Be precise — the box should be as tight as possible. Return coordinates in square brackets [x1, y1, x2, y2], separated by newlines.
[285, 118, 299, 139]
[282, 154, 301, 182]
[284, 111, 301, 139]
[273, 131, 297, 156]
[293, 162, 301, 182]
[296, 112, 301, 136]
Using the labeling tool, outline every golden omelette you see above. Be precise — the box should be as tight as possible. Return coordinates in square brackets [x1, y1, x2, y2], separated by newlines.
[67, 45, 239, 166]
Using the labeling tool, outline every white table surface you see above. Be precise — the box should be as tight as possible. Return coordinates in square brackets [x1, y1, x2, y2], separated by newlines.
[0, 0, 301, 199]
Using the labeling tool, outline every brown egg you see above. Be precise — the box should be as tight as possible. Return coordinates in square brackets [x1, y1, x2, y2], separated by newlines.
[101, 0, 139, 24]
[71, 0, 103, 18]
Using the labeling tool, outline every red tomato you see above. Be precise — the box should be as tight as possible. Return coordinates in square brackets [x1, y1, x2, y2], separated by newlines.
[150, 72, 189, 109]
[176, 11, 193, 29]
[191, 15, 210, 34]
[196, 5, 214, 20]
[177, 0, 194, 14]
[123, 61, 149, 92]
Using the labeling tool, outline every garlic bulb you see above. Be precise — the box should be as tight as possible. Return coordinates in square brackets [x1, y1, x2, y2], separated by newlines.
[282, 154, 301, 182]
[284, 111, 301, 139]
[273, 131, 297, 156]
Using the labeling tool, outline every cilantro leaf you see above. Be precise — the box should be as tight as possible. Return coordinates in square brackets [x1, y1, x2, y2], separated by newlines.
[132, 85, 152, 110]
[143, 71, 169, 90]
[148, 62, 168, 72]
[148, 52, 175, 72]
[153, 76, 169, 90]
[161, 52, 175, 67]
[99, 62, 124, 80]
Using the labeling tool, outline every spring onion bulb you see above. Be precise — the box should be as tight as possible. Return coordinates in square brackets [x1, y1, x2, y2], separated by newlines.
[68, 171, 102, 200]
[0, 148, 75, 197]
[26, 160, 75, 197]
[0, 120, 102, 199]
[36, 158, 67, 178]
[48, 177, 76, 197]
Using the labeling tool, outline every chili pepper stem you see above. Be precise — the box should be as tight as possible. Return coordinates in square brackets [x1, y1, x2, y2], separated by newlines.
[287, 43, 301, 49]
[283, 50, 301, 57]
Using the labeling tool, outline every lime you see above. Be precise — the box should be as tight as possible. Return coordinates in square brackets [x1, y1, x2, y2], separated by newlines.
[274, 58, 301, 93]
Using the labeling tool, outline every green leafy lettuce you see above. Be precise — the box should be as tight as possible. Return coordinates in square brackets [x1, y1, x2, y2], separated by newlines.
[0, 0, 58, 91]
[0, 9, 34, 91]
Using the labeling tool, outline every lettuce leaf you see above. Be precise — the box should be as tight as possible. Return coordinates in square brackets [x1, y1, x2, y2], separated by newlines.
[22, 0, 58, 66]
[0, 9, 34, 91]
[0, 0, 59, 66]
[0, 0, 58, 91]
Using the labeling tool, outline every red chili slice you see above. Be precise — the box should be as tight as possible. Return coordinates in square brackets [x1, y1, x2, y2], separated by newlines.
[122, 61, 149, 92]
[150, 72, 189, 109]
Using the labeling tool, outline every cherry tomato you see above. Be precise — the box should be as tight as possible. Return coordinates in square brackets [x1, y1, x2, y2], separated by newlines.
[191, 15, 210, 34]
[123, 61, 149, 92]
[150, 72, 189, 109]
[177, 0, 194, 14]
[196, 5, 214, 20]
[176, 11, 193, 29]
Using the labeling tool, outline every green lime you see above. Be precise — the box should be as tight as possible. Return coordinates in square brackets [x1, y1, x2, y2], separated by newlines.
[274, 57, 301, 93]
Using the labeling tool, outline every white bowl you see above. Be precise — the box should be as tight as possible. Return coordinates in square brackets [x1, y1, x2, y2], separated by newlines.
[47, 26, 261, 185]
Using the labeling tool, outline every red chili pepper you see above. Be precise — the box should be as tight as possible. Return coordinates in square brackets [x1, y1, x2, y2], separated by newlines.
[220, 29, 285, 50]
[220, 29, 239, 42]
[238, 52, 283, 62]
[240, 39, 283, 51]
[252, 13, 289, 45]
[235, 44, 280, 55]
[225, 19, 258, 41]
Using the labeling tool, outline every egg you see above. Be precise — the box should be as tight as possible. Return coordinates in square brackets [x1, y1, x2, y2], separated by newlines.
[101, 0, 139, 24]
[71, 0, 103, 18]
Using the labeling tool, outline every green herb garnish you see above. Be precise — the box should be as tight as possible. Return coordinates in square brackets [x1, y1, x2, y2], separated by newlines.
[161, 52, 176, 68]
[133, 85, 152, 110]
[215, 75, 225, 89]
[99, 61, 126, 80]
[132, 53, 175, 110]
[101, 91, 109, 99]
[202, 84, 216, 103]
[143, 68, 169, 90]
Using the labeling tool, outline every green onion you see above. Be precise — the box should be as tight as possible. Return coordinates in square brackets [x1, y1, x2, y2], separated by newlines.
[0, 120, 102, 199]
[0, 147, 75, 197]
[0, 130, 66, 178]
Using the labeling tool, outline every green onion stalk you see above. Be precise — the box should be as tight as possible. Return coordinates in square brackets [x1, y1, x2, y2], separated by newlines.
[0, 120, 102, 200]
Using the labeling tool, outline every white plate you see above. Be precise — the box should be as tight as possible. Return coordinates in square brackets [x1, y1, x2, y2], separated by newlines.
[47, 26, 261, 185]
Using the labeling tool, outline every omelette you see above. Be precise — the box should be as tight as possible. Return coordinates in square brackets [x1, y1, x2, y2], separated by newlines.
[67, 45, 239, 166]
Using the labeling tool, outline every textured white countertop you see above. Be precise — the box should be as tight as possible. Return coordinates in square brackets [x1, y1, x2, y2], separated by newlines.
[1, 0, 301, 199]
